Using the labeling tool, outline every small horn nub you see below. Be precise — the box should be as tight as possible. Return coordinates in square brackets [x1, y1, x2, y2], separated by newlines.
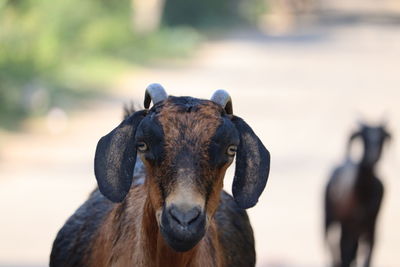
[144, 83, 168, 109]
[211, 89, 233, 114]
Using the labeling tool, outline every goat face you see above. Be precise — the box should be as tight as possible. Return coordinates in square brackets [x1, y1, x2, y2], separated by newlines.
[94, 85, 270, 252]
[135, 97, 239, 251]
[349, 123, 391, 165]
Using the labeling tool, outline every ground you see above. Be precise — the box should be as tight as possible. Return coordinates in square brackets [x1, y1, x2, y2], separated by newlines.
[1, 17, 400, 267]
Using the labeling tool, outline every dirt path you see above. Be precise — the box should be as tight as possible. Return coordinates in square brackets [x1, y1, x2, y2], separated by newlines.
[1, 22, 400, 267]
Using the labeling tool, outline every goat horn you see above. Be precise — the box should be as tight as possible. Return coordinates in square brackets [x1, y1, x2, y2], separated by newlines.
[144, 83, 168, 109]
[211, 89, 233, 115]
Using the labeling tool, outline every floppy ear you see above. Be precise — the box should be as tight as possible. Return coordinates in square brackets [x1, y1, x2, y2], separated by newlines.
[94, 110, 147, 202]
[231, 116, 270, 209]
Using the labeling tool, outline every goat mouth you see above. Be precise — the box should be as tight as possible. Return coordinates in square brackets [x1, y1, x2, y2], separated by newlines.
[159, 205, 206, 252]
[160, 215, 205, 252]
[160, 225, 205, 252]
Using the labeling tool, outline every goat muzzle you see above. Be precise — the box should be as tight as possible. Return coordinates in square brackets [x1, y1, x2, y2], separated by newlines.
[160, 204, 206, 252]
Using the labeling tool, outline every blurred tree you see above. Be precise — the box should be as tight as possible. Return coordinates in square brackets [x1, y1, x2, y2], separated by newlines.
[163, 0, 241, 27]
[131, 0, 165, 33]
[0, 0, 200, 129]
[162, 0, 267, 27]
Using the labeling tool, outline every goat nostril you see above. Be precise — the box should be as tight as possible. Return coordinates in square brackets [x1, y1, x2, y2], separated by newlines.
[169, 206, 201, 226]
[169, 207, 181, 224]
[186, 208, 200, 225]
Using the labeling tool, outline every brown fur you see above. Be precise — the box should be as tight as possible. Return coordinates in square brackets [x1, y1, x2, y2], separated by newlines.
[88, 184, 224, 267]
[157, 100, 222, 147]
[88, 99, 230, 267]
[153, 100, 230, 220]
[51, 96, 261, 267]
[334, 193, 357, 222]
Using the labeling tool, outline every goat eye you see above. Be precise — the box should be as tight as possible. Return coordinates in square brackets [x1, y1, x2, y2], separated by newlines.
[137, 142, 148, 152]
[227, 145, 237, 156]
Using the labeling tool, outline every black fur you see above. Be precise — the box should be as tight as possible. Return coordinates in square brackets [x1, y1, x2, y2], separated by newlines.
[231, 116, 271, 209]
[50, 188, 254, 267]
[167, 96, 209, 112]
[94, 110, 147, 202]
[122, 102, 138, 119]
[50, 190, 112, 267]
[215, 191, 256, 266]
[135, 115, 165, 166]
[209, 118, 240, 169]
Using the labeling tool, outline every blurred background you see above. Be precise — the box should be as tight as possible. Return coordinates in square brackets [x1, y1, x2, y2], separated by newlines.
[1, 0, 400, 266]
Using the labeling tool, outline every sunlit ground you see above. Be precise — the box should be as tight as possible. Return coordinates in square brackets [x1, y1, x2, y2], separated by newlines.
[1, 15, 400, 267]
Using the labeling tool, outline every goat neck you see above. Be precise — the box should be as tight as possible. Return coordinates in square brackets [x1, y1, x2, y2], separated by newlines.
[92, 185, 222, 267]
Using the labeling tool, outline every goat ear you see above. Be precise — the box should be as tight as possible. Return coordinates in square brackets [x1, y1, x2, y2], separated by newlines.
[94, 110, 147, 202]
[231, 116, 270, 209]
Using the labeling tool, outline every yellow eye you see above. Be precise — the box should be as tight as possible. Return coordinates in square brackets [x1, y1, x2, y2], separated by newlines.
[227, 145, 237, 156]
[137, 142, 148, 152]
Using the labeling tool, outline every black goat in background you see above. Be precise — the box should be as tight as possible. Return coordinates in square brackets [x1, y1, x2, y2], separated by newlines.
[325, 123, 391, 267]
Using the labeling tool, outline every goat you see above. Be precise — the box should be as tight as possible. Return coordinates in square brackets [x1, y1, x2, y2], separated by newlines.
[324, 122, 391, 267]
[50, 84, 271, 267]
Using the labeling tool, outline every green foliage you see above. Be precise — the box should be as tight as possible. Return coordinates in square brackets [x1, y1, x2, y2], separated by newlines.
[162, 0, 266, 27]
[163, 0, 241, 27]
[0, 0, 201, 129]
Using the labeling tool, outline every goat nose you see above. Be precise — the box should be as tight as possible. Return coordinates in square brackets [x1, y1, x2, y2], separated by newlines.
[169, 206, 201, 227]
